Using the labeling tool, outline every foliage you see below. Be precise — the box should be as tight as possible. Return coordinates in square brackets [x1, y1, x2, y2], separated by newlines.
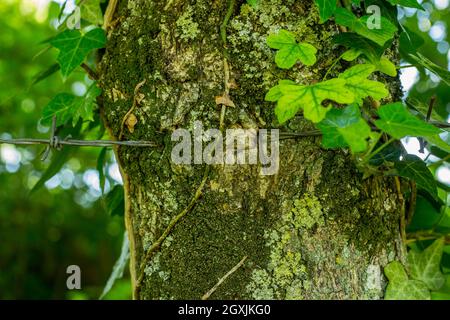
[385, 238, 447, 299]
[0, 0, 449, 300]
[264, 0, 450, 300]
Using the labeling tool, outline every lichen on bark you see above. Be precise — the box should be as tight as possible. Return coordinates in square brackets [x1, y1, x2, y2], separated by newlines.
[98, 0, 405, 300]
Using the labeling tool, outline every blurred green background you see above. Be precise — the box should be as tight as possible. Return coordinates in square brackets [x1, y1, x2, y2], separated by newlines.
[0, 0, 130, 299]
[0, 0, 448, 299]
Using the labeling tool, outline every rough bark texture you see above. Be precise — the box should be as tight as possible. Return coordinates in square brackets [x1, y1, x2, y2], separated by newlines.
[99, 0, 405, 299]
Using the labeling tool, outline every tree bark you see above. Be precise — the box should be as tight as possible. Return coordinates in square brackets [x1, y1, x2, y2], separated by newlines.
[99, 0, 405, 299]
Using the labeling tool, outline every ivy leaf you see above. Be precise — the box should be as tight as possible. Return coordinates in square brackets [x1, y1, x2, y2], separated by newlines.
[81, 0, 104, 25]
[334, 8, 397, 46]
[426, 134, 450, 154]
[334, 33, 384, 63]
[407, 195, 443, 232]
[106, 185, 125, 217]
[387, 0, 424, 10]
[274, 79, 354, 123]
[394, 154, 438, 199]
[71, 83, 101, 126]
[314, 0, 337, 23]
[374, 57, 397, 77]
[50, 28, 106, 79]
[384, 261, 431, 300]
[318, 104, 371, 153]
[265, 80, 296, 102]
[42, 93, 77, 126]
[399, 27, 424, 60]
[342, 49, 362, 61]
[375, 102, 441, 139]
[409, 53, 450, 86]
[408, 238, 446, 291]
[42, 83, 101, 127]
[339, 64, 389, 104]
[267, 30, 317, 69]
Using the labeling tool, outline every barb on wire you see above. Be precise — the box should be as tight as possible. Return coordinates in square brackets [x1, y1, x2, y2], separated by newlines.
[0, 116, 158, 161]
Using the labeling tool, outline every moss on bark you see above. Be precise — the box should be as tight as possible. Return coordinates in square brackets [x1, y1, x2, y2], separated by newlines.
[99, 0, 405, 299]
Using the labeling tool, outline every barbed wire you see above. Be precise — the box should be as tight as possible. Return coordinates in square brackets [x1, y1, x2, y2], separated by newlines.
[0, 116, 157, 161]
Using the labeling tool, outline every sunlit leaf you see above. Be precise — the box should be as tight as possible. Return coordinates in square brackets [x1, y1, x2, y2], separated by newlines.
[267, 30, 317, 69]
[339, 64, 389, 104]
[274, 78, 354, 123]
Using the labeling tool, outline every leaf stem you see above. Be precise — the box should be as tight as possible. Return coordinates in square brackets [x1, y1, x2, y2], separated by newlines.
[323, 53, 344, 80]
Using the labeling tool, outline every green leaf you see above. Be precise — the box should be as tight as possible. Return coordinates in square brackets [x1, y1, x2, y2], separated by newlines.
[42, 93, 77, 126]
[318, 104, 372, 153]
[265, 80, 296, 102]
[275, 78, 354, 123]
[314, 0, 337, 23]
[399, 27, 424, 60]
[50, 28, 106, 79]
[368, 141, 402, 166]
[334, 8, 397, 46]
[375, 102, 441, 139]
[81, 0, 103, 25]
[106, 185, 125, 217]
[394, 155, 438, 199]
[385, 261, 409, 283]
[342, 49, 362, 62]
[267, 30, 317, 69]
[426, 134, 450, 154]
[97, 147, 108, 195]
[374, 57, 397, 77]
[42, 83, 101, 127]
[387, 0, 424, 10]
[409, 53, 450, 86]
[408, 238, 446, 291]
[246, 0, 259, 7]
[339, 64, 389, 104]
[384, 261, 431, 300]
[334, 33, 384, 63]
[407, 195, 443, 232]
[71, 83, 101, 126]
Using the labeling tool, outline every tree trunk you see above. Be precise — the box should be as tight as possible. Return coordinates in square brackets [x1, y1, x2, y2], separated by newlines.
[99, 0, 405, 299]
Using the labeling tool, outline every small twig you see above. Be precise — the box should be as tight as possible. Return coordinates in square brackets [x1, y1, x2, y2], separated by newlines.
[81, 63, 99, 80]
[201, 256, 247, 300]
[426, 95, 436, 122]
[419, 96, 437, 153]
